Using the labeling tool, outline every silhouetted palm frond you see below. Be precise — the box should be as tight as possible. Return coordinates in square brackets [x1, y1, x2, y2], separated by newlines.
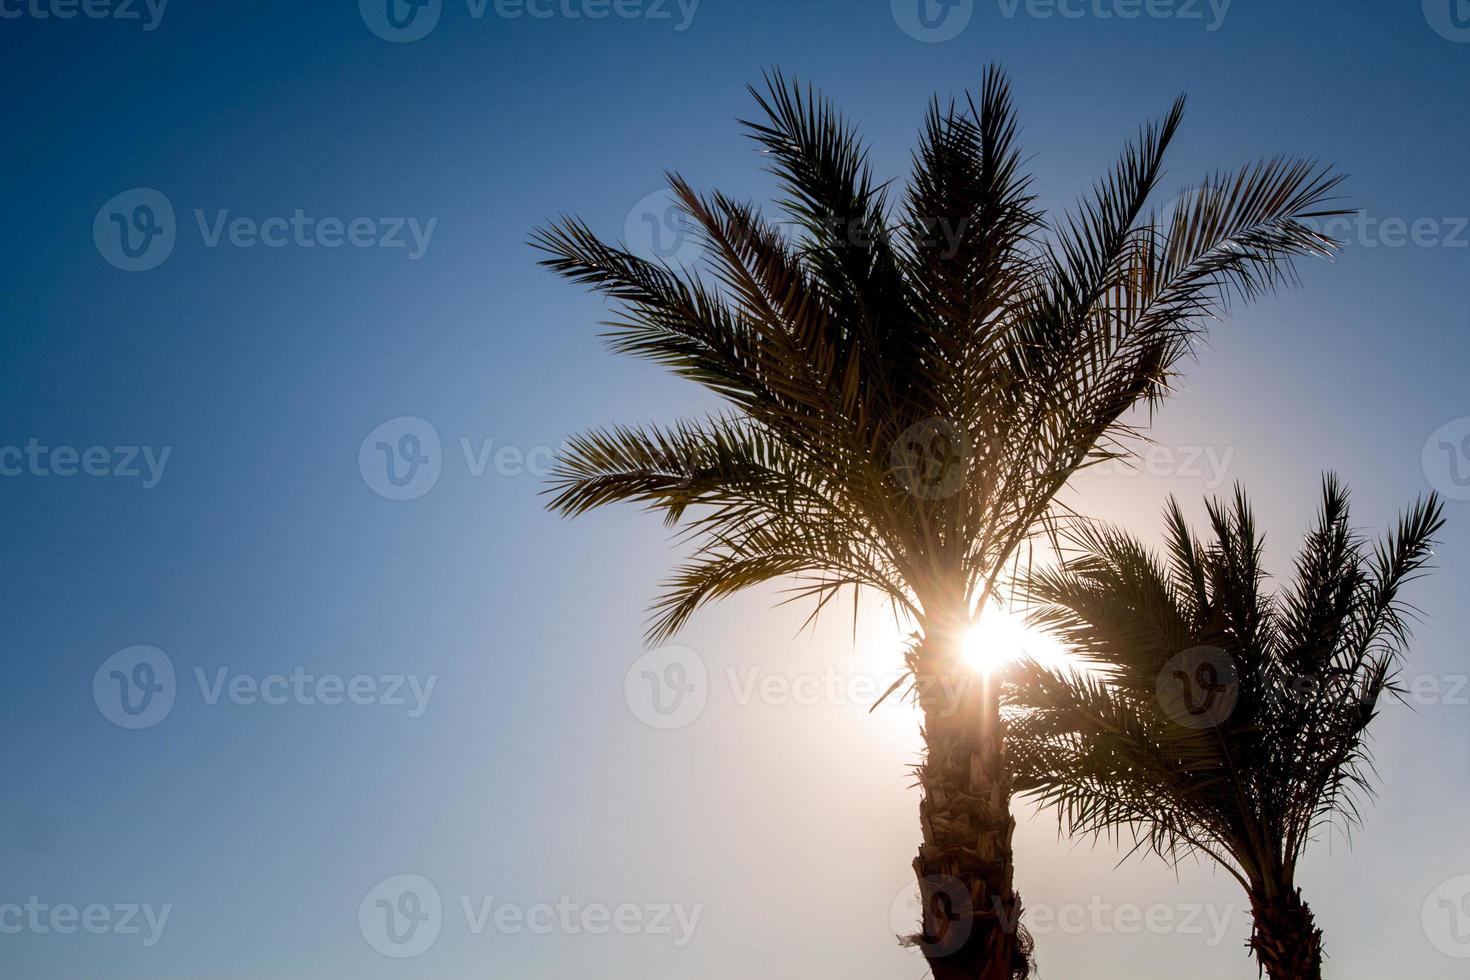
[1010, 477, 1443, 920]
[535, 67, 1346, 645]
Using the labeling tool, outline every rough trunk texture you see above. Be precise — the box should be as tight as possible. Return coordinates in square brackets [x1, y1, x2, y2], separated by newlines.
[908, 657, 1032, 980]
[1249, 888, 1323, 980]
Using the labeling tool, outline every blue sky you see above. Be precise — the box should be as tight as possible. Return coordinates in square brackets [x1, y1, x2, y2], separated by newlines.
[2, 0, 1469, 976]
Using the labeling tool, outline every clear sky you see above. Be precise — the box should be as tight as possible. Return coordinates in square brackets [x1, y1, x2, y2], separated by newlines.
[2, 0, 1468, 976]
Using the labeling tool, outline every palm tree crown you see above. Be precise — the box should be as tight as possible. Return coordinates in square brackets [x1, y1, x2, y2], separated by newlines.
[536, 67, 1343, 644]
[534, 66, 1346, 979]
[1009, 477, 1444, 979]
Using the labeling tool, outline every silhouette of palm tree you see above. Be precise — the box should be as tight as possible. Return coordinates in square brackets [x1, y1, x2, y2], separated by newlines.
[1010, 477, 1444, 980]
[534, 67, 1345, 978]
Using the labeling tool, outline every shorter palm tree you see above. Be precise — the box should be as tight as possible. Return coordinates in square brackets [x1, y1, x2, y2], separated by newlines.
[1007, 476, 1443, 980]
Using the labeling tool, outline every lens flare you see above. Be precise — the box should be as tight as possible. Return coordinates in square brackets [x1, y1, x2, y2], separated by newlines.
[961, 605, 1071, 675]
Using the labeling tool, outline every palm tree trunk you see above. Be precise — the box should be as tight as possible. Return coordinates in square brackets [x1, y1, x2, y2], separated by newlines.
[909, 650, 1032, 979]
[1249, 887, 1322, 980]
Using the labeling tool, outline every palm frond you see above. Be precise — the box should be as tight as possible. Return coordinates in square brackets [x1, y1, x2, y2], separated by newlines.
[1010, 479, 1444, 887]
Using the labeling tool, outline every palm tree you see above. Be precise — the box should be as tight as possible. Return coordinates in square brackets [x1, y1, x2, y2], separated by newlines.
[533, 67, 1344, 979]
[1009, 478, 1444, 980]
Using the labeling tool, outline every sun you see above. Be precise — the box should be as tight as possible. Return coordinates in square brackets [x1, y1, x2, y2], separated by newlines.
[961, 604, 1071, 675]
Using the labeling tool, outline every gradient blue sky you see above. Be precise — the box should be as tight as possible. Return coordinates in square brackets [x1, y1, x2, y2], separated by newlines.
[3, 1, 1469, 976]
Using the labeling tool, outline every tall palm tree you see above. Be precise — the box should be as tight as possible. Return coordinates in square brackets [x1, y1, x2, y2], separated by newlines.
[533, 67, 1344, 979]
[1009, 478, 1444, 980]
